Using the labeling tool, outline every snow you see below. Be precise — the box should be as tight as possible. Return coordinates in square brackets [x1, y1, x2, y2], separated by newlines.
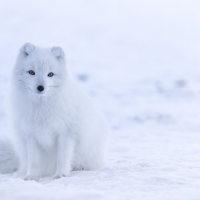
[0, 0, 200, 199]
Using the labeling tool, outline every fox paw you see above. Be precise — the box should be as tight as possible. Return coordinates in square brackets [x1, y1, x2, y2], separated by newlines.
[53, 172, 69, 179]
[24, 175, 39, 181]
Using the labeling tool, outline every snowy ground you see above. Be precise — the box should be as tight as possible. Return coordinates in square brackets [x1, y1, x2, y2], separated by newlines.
[0, 1, 200, 199]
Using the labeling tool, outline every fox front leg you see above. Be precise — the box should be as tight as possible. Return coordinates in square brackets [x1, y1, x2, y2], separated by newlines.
[54, 134, 75, 179]
[24, 137, 40, 181]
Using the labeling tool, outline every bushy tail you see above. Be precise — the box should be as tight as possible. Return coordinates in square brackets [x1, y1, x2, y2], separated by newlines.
[0, 139, 18, 174]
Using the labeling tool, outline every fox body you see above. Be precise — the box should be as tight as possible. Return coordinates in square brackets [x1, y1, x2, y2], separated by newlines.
[1, 43, 108, 180]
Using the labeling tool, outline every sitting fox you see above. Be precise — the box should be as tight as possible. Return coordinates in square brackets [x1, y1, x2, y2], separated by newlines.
[0, 43, 108, 181]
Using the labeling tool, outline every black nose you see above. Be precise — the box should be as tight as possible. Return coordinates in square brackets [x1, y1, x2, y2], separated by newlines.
[37, 85, 44, 92]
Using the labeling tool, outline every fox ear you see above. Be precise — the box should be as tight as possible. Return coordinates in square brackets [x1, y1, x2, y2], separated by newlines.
[21, 43, 35, 56]
[51, 46, 64, 60]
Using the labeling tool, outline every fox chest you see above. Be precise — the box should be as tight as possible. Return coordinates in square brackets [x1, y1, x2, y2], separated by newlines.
[17, 105, 69, 146]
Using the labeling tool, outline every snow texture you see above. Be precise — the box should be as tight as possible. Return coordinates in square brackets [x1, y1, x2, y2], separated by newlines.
[0, 0, 200, 199]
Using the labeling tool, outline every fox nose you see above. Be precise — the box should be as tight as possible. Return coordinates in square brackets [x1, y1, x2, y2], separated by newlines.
[37, 85, 44, 92]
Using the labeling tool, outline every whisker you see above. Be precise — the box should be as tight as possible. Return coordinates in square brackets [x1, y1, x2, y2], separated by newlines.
[19, 80, 30, 86]
[49, 86, 59, 88]
[18, 80, 31, 91]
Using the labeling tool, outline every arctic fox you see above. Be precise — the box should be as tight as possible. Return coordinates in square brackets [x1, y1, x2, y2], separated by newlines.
[0, 43, 108, 181]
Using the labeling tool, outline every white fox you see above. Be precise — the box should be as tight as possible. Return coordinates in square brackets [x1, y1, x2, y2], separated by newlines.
[0, 43, 108, 181]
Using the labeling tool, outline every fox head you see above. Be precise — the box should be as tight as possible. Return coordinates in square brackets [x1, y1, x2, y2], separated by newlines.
[13, 43, 67, 98]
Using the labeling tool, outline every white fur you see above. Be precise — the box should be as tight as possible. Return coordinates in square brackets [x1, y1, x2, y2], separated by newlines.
[1, 43, 108, 180]
[0, 139, 18, 174]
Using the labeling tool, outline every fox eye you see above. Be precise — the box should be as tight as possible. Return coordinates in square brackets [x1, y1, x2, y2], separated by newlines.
[48, 72, 54, 77]
[28, 70, 35, 75]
